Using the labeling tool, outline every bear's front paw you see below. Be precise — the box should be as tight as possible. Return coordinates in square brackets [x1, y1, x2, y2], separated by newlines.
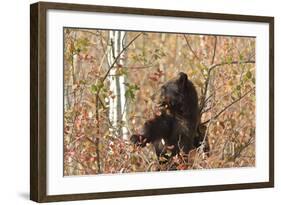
[130, 134, 147, 147]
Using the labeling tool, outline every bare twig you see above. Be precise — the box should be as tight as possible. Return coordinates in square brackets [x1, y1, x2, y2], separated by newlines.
[72, 157, 93, 175]
[211, 36, 217, 65]
[184, 34, 210, 112]
[199, 69, 212, 112]
[199, 36, 218, 112]
[198, 80, 216, 154]
[183, 35, 206, 66]
[122, 32, 127, 48]
[233, 135, 255, 160]
[100, 32, 142, 84]
[122, 65, 154, 69]
[201, 87, 255, 125]
[208, 60, 255, 73]
[79, 29, 100, 37]
[95, 94, 101, 173]
[201, 105, 212, 114]
[79, 29, 108, 55]
[199, 59, 255, 113]
[85, 136, 95, 144]
[97, 46, 110, 73]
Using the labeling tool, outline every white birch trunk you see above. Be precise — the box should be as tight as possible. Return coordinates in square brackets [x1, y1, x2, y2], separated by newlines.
[107, 31, 129, 140]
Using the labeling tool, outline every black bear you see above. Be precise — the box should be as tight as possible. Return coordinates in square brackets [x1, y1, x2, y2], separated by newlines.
[131, 72, 204, 160]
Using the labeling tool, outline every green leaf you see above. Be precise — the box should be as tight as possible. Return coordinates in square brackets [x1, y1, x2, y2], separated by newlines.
[116, 67, 128, 76]
[226, 56, 233, 65]
[124, 83, 140, 101]
[91, 85, 98, 94]
[91, 82, 104, 94]
[125, 89, 135, 100]
[246, 70, 252, 79]
[239, 53, 244, 61]
[252, 77, 256, 84]
[132, 84, 140, 90]
[75, 37, 90, 52]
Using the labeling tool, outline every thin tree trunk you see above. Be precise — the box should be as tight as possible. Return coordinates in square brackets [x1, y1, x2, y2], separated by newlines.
[108, 31, 128, 139]
[159, 33, 166, 82]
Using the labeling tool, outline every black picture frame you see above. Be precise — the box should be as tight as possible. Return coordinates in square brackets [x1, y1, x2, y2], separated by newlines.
[30, 1, 274, 202]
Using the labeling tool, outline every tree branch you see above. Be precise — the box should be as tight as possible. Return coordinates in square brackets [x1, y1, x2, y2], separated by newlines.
[233, 134, 255, 160]
[211, 36, 217, 65]
[197, 90, 215, 154]
[199, 36, 218, 112]
[95, 94, 101, 173]
[183, 35, 207, 68]
[201, 87, 255, 125]
[199, 59, 255, 113]
[100, 32, 142, 84]
[209, 60, 255, 73]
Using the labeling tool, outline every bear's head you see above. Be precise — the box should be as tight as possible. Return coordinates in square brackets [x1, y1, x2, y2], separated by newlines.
[158, 72, 188, 112]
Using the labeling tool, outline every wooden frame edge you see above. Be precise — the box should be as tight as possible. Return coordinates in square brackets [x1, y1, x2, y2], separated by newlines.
[39, 182, 273, 202]
[30, 2, 48, 202]
[30, 2, 39, 202]
[30, 1, 274, 202]
[36, 1, 274, 22]
[269, 17, 274, 188]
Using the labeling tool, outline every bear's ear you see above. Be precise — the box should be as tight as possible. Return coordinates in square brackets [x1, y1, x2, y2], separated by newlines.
[178, 72, 188, 88]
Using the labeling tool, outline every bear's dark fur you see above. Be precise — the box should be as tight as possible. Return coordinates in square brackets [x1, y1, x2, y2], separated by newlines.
[131, 72, 206, 160]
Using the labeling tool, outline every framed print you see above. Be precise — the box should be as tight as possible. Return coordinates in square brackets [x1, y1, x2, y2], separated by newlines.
[30, 1, 274, 202]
